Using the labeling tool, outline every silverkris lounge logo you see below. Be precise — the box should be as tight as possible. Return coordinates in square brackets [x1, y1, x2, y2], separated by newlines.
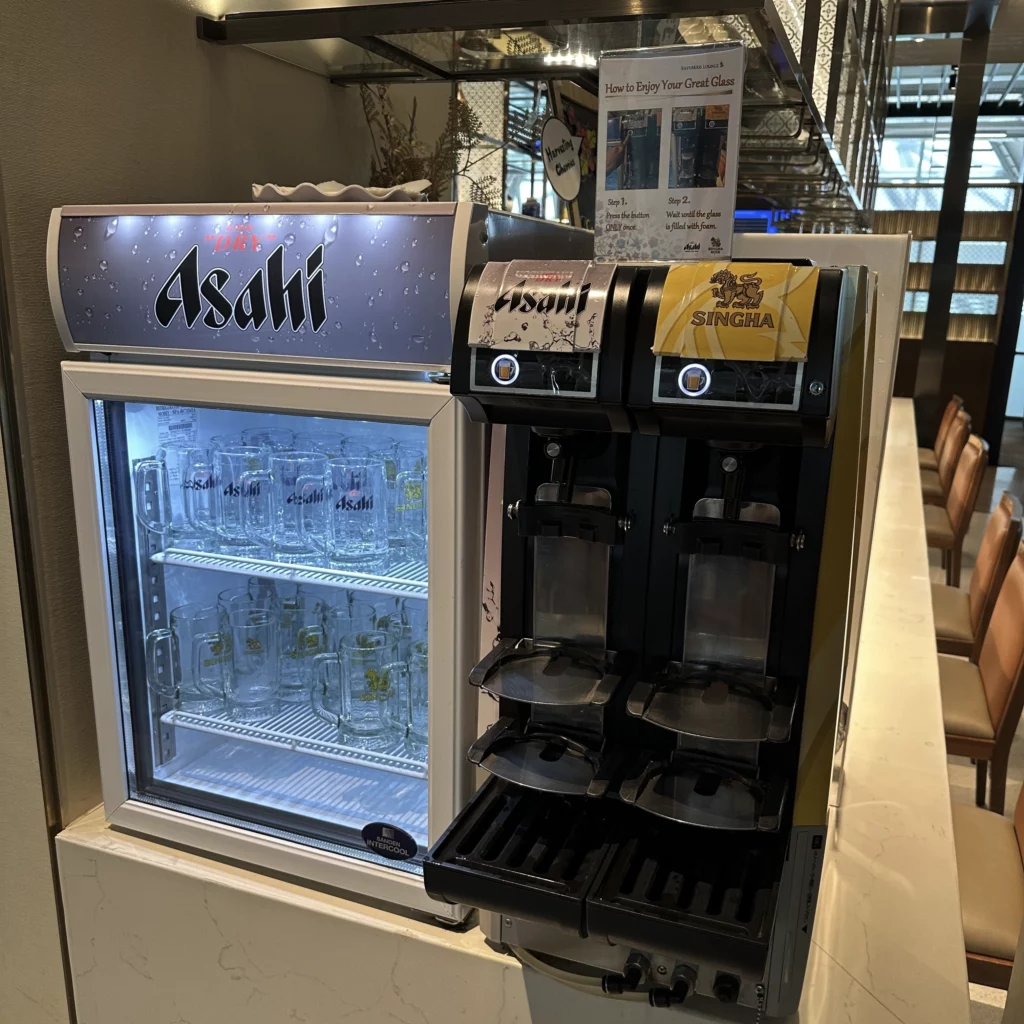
[155, 242, 328, 333]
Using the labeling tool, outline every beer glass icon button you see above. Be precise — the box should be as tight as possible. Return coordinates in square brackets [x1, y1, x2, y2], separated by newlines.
[490, 353, 520, 386]
[678, 362, 711, 398]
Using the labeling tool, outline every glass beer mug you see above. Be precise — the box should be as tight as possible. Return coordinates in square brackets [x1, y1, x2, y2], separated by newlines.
[241, 451, 330, 564]
[320, 457, 389, 572]
[196, 605, 280, 722]
[311, 630, 401, 745]
[145, 603, 226, 714]
[190, 445, 268, 555]
[134, 443, 216, 551]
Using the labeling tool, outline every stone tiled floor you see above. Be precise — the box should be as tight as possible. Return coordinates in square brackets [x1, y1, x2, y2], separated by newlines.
[931, 419, 1024, 1023]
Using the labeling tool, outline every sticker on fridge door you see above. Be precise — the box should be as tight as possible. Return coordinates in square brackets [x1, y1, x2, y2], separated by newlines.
[361, 822, 418, 860]
[156, 405, 198, 446]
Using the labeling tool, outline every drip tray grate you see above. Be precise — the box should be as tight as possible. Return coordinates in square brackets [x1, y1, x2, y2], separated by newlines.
[424, 778, 612, 931]
[164, 702, 427, 779]
[152, 548, 428, 600]
[587, 821, 784, 970]
[426, 779, 786, 967]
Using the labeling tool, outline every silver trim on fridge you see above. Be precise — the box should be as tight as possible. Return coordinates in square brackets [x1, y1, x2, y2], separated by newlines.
[61, 359, 481, 922]
[47, 208, 75, 353]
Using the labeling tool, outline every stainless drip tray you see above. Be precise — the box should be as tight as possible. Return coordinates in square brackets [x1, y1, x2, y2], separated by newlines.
[627, 665, 796, 743]
[470, 638, 624, 707]
[468, 716, 607, 797]
[618, 758, 786, 832]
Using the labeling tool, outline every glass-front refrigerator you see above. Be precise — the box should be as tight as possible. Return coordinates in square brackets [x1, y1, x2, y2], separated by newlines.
[51, 202, 590, 919]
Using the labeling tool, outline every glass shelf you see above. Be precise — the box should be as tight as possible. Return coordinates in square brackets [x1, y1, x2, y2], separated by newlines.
[164, 704, 427, 779]
[152, 547, 428, 601]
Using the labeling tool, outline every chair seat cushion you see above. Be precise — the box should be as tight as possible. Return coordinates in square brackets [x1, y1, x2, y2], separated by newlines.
[919, 447, 939, 471]
[932, 584, 974, 645]
[925, 504, 955, 548]
[940, 655, 994, 738]
[952, 801, 1024, 961]
[922, 467, 944, 503]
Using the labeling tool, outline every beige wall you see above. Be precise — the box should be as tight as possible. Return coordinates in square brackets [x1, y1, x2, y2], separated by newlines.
[0, 2, 450, 1020]
[0, 416, 69, 1023]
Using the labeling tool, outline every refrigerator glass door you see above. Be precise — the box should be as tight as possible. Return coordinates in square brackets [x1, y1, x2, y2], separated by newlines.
[65, 363, 478, 916]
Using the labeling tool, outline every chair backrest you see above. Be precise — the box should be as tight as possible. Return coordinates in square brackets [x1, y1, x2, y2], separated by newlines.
[979, 542, 1024, 746]
[934, 394, 964, 459]
[945, 434, 989, 540]
[938, 409, 971, 491]
[969, 492, 1024, 644]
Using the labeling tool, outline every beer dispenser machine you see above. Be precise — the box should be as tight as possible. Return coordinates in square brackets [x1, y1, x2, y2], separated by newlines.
[424, 257, 866, 1018]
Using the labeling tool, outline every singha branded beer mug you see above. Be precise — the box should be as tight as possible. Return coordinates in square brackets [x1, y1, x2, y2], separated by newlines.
[321, 457, 389, 571]
[324, 594, 376, 651]
[374, 443, 426, 552]
[242, 451, 330, 563]
[407, 640, 429, 758]
[395, 470, 428, 561]
[134, 443, 216, 551]
[241, 426, 296, 451]
[197, 606, 280, 721]
[312, 630, 400, 744]
[145, 603, 226, 714]
[278, 593, 328, 704]
[294, 431, 347, 458]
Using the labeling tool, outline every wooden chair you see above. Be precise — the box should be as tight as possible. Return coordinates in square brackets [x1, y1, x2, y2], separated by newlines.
[922, 408, 970, 506]
[933, 492, 1022, 660]
[951, 782, 1024, 989]
[925, 434, 989, 587]
[920, 394, 964, 472]
[941, 540, 1024, 814]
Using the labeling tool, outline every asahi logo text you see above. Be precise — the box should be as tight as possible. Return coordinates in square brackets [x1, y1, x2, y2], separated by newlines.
[336, 493, 374, 511]
[223, 480, 262, 498]
[494, 277, 591, 316]
[287, 488, 328, 505]
[155, 244, 328, 333]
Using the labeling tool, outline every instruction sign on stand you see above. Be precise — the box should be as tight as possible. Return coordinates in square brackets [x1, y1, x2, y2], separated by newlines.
[595, 43, 744, 262]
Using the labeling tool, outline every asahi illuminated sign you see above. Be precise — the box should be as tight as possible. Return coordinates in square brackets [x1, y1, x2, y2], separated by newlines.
[155, 244, 327, 332]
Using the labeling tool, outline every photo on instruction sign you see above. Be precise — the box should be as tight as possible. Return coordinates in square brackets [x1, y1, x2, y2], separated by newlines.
[670, 104, 730, 189]
[605, 109, 662, 191]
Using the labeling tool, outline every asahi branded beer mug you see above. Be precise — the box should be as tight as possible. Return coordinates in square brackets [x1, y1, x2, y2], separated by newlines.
[134, 443, 216, 551]
[199, 446, 268, 555]
[321, 457, 389, 571]
[242, 451, 330, 564]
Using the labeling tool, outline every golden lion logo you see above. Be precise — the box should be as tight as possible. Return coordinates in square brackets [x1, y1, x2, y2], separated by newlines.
[710, 269, 764, 309]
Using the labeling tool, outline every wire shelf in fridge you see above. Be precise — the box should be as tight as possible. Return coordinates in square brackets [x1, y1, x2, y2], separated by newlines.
[151, 547, 428, 600]
[163, 702, 428, 780]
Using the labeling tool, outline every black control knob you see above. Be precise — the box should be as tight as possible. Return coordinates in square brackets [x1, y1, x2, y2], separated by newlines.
[670, 975, 691, 1003]
[622, 961, 644, 991]
[601, 974, 625, 994]
[713, 973, 741, 1003]
[648, 987, 672, 1008]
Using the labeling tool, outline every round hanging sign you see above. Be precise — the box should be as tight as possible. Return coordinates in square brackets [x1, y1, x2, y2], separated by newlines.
[541, 117, 583, 203]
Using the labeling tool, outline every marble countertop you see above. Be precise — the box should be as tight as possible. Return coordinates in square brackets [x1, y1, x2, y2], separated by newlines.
[798, 398, 969, 1023]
